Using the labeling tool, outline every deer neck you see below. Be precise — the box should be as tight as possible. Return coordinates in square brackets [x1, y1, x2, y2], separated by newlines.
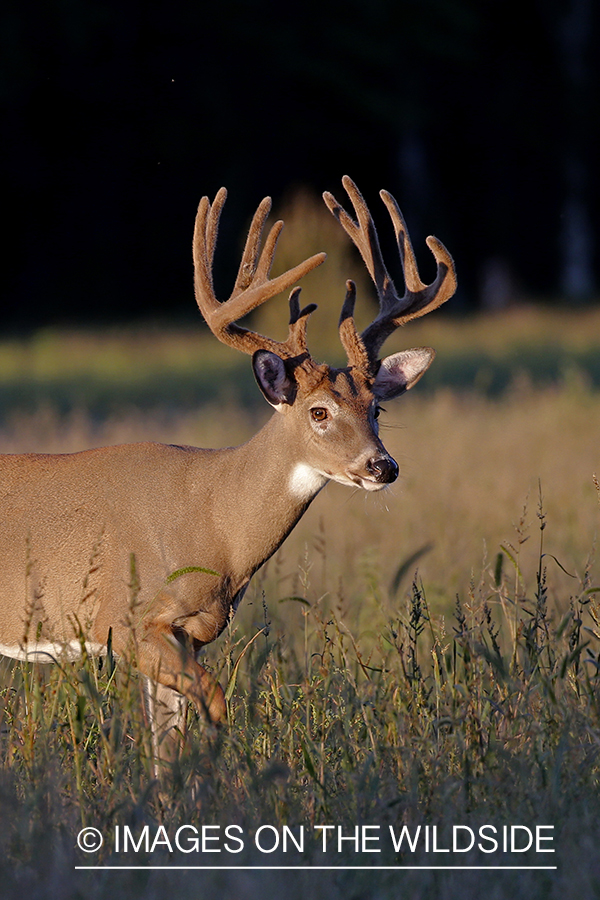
[208, 412, 328, 577]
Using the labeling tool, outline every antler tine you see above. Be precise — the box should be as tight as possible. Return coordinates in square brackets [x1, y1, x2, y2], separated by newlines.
[338, 280, 371, 372]
[220, 238, 325, 329]
[286, 287, 318, 356]
[255, 219, 284, 282]
[231, 196, 273, 296]
[323, 176, 396, 307]
[379, 189, 425, 294]
[377, 189, 457, 327]
[206, 187, 227, 273]
[193, 193, 221, 320]
[324, 176, 457, 367]
[193, 188, 326, 358]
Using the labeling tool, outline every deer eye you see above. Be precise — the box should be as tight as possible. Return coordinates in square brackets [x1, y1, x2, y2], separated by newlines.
[374, 405, 384, 420]
[311, 407, 328, 422]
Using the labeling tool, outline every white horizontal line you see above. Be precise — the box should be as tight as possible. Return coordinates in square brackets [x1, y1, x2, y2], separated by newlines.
[75, 865, 558, 871]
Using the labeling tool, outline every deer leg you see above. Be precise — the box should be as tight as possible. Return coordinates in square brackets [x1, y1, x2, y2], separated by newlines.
[135, 622, 226, 721]
[142, 678, 187, 771]
[129, 622, 226, 771]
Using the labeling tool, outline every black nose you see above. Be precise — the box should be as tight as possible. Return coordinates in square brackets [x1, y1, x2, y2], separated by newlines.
[367, 455, 399, 484]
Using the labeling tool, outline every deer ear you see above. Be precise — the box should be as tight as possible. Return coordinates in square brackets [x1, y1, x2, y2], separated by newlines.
[253, 350, 296, 407]
[373, 348, 435, 400]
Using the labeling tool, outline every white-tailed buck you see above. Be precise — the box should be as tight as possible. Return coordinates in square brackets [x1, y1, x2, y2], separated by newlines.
[0, 176, 456, 763]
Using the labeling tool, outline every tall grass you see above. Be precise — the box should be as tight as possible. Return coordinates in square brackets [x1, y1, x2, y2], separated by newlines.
[1, 494, 599, 898]
[1, 310, 600, 897]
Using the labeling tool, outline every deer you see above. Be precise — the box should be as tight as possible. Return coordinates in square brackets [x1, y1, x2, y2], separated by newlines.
[0, 176, 456, 767]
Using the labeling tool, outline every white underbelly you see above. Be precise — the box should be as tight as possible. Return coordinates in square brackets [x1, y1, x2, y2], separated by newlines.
[0, 640, 107, 663]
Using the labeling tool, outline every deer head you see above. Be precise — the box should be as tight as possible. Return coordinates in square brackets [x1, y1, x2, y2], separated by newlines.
[193, 176, 456, 494]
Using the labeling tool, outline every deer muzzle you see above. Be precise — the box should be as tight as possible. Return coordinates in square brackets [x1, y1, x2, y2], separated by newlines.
[366, 454, 399, 485]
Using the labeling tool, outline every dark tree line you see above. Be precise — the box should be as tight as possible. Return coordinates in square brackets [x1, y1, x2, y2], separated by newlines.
[2, 0, 598, 327]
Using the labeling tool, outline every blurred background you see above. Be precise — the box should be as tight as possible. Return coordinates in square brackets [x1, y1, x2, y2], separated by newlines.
[1, 0, 600, 609]
[2, 0, 599, 327]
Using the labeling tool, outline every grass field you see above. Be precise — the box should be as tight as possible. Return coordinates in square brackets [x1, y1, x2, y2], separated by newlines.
[1, 307, 600, 899]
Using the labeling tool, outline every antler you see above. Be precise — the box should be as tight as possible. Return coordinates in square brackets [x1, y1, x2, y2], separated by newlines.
[193, 188, 326, 359]
[323, 175, 456, 372]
